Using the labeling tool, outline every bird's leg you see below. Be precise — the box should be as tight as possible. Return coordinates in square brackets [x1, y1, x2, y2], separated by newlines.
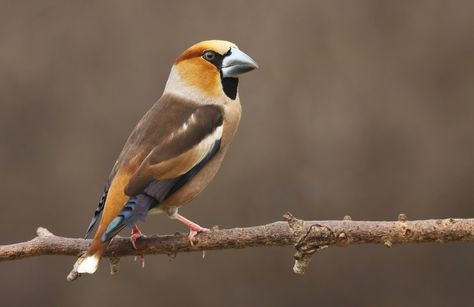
[130, 225, 146, 267]
[130, 225, 146, 248]
[173, 214, 210, 245]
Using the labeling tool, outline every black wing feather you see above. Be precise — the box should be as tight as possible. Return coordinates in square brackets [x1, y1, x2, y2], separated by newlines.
[84, 186, 108, 238]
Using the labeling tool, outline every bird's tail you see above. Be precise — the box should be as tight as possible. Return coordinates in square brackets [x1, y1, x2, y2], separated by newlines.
[74, 239, 107, 274]
[74, 194, 155, 275]
[73, 185, 111, 275]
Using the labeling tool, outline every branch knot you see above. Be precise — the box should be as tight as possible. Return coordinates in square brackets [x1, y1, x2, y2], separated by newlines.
[284, 212, 335, 275]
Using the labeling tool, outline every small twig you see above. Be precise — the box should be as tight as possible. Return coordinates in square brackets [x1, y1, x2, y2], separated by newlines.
[109, 257, 120, 275]
[1, 215, 474, 281]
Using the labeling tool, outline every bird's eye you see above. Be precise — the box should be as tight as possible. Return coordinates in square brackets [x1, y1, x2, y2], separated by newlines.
[203, 51, 216, 61]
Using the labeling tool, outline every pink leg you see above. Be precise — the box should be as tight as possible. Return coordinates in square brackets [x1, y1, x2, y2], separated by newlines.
[130, 225, 146, 267]
[130, 225, 146, 249]
[174, 214, 210, 245]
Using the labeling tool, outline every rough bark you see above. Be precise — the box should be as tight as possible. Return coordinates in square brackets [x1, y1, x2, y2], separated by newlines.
[1, 214, 473, 281]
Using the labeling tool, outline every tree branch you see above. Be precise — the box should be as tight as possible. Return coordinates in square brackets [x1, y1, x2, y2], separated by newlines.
[1, 213, 473, 281]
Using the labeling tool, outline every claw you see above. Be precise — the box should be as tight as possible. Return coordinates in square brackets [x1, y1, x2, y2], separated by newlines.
[130, 225, 146, 248]
[173, 213, 210, 245]
[130, 225, 146, 268]
[188, 225, 210, 245]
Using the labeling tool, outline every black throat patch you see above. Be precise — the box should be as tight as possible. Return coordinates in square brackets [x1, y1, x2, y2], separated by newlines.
[221, 77, 239, 100]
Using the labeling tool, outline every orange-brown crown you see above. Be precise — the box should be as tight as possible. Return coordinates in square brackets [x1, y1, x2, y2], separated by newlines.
[174, 40, 238, 97]
[175, 40, 238, 64]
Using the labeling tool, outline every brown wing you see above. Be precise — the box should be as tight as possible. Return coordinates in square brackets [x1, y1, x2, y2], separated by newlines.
[84, 94, 222, 236]
[124, 103, 224, 196]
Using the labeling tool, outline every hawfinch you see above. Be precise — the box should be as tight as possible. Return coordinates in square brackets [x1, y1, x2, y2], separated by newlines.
[72, 40, 258, 275]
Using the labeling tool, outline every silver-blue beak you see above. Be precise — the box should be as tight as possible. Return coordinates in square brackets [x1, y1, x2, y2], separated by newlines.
[221, 48, 258, 78]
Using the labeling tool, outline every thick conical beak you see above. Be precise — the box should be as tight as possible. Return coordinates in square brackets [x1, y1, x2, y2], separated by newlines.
[221, 48, 259, 78]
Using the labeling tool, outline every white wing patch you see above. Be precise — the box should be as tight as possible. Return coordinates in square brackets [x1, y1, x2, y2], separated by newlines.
[215, 125, 223, 139]
[191, 123, 223, 165]
[180, 113, 196, 131]
[169, 111, 218, 144]
[165, 113, 197, 142]
[158, 112, 223, 175]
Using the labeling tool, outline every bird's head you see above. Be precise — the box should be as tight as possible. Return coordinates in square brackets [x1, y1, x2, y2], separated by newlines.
[164, 40, 258, 102]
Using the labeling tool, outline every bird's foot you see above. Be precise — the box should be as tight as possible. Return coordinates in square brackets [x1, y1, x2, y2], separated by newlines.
[187, 224, 210, 246]
[130, 225, 146, 249]
[173, 213, 210, 245]
[130, 225, 146, 268]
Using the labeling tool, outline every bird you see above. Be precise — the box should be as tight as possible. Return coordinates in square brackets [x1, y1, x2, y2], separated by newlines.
[72, 40, 258, 275]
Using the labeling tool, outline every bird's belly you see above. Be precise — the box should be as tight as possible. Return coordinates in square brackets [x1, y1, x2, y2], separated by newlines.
[156, 148, 228, 210]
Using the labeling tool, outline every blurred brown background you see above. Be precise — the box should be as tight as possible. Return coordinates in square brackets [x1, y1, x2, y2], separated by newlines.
[1, 1, 474, 306]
